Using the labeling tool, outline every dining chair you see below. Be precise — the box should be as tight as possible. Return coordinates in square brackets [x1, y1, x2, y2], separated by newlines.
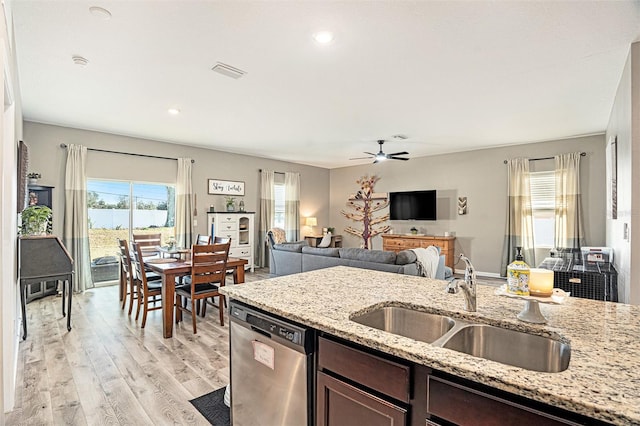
[175, 242, 230, 333]
[118, 238, 139, 315]
[131, 241, 163, 328]
[200, 236, 232, 315]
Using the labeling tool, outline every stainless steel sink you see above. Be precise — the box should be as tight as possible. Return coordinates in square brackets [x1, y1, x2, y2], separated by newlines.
[441, 324, 571, 373]
[351, 307, 456, 344]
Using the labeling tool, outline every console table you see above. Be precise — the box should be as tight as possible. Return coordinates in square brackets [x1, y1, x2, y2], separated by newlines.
[304, 234, 343, 248]
[382, 234, 456, 269]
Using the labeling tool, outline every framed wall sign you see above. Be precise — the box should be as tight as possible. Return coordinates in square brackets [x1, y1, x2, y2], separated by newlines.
[208, 179, 245, 196]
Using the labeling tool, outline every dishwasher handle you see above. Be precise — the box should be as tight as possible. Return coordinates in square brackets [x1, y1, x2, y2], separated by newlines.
[251, 326, 271, 338]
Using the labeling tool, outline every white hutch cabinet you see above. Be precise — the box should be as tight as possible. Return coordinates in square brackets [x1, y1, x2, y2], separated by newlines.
[207, 212, 255, 272]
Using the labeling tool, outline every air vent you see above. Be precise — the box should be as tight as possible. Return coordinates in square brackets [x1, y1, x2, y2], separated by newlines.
[211, 62, 247, 79]
[72, 55, 89, 66]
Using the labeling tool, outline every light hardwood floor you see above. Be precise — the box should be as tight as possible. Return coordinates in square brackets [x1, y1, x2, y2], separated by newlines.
[4, 268, 271, 426]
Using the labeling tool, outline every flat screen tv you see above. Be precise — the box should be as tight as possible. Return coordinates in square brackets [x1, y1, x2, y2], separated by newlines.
[389, 190, 437, 220]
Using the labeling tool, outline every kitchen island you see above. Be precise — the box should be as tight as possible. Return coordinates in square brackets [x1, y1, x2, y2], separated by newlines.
[220, 266, 640, 425]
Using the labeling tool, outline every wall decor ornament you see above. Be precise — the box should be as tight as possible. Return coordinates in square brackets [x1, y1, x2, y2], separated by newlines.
[207, 178, 245, 196]
[458, 197, 467, 215]
[341, 175, 390, 249]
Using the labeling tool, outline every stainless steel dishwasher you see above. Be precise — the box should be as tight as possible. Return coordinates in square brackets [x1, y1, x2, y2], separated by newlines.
[229, 301, 314, 426]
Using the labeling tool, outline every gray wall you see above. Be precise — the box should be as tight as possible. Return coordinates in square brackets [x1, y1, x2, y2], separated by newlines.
[330, 135, 606, 276]
[23, 122, 330, 244]
[24, 121, 608, 279]
[606, 42, 639, 305]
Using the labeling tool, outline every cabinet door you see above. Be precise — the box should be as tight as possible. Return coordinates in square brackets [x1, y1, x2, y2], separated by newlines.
[317, 371, 407, 426]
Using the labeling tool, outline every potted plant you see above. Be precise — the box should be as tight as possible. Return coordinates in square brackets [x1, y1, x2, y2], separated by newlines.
[225, 196, 236, 212]
[27, 172, 41, 185]
[20, 205, 52, 235]
[410, 226, 418, 235]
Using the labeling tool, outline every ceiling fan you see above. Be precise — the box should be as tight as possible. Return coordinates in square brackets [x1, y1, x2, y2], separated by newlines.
[350, 140, 410, 163]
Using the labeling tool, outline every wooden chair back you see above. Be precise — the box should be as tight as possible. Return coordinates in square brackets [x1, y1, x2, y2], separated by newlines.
[117, 238, 132, 278]
[195, 234, 211, 245]
[117, 238, 137, 312]
[132, 233, 162, 246]
[213, 236, 231, 244]
[190, 242, 231, 295]
[132, 233, 161, 256]
[129, 242, 148, 285]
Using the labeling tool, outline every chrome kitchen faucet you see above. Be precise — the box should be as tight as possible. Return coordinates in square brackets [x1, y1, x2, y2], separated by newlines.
[446, 254, 477, 312]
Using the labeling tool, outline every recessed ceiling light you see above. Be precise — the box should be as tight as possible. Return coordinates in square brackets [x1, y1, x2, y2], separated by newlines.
[313, 31, 334, 44]
[168, 108, 180, 115]
[89, 6, 112, 20]
[72, 55, 89, 66]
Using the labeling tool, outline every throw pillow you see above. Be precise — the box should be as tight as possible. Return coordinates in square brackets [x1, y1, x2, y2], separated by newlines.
[317, 232, 332, 248]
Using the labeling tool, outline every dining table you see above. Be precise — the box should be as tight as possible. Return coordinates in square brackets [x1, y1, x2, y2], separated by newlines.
[145, 256, 249, 338]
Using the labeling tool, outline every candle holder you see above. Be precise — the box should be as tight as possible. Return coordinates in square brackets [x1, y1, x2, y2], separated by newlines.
[529, 268, 554, 298]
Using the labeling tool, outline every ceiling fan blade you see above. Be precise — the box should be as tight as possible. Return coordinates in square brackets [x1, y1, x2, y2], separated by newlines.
[373, 158, 380, 164]
[390, 156, 410, 161]
[349, 156, 373, 160]
[363, 152, 376, 156]
[387, 151, 409, 156]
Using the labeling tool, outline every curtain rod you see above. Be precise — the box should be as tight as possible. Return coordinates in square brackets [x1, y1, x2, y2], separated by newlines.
[503, 152, 585, 164]
[258, 169, 285, 174]
[59, 143, 195, 163]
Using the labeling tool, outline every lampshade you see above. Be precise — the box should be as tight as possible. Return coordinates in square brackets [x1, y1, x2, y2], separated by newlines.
[305, 217, 317, 226]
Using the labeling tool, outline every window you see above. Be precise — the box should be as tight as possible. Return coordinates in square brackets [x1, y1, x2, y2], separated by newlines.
[274, 183, 285, 229]
[87, 179, 175, 283]
[530, 171, 555, 247]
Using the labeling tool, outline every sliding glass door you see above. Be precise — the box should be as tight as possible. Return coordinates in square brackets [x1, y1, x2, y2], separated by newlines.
[87, 179, 175, 284]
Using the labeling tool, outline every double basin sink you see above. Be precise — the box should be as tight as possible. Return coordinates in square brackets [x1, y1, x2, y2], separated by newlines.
[351, 306, 570, 373]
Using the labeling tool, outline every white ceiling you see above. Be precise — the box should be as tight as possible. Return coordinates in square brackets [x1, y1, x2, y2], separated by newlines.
[10, 1, 640, 169]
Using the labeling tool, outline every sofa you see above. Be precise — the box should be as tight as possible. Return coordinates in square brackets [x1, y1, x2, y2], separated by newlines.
[267, 232, 451, 279]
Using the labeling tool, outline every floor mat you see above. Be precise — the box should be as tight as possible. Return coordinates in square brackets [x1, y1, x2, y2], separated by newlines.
[190, 387, 230, 426]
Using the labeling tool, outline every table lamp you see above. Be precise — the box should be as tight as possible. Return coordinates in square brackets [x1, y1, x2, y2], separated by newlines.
[305, 217, 317, 234]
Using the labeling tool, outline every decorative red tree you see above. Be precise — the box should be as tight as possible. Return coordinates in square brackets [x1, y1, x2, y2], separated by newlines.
[341, 175, 390, 249]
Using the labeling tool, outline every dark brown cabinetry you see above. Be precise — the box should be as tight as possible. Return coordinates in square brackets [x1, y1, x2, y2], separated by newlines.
[317, 336, 409, 426]
[317, 335, 603, 426]
[427, 375, 579, 426]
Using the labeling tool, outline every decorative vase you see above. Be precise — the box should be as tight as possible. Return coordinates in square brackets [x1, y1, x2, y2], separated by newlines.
[28, 178, 38, 185]
[226, 203, 235, 212]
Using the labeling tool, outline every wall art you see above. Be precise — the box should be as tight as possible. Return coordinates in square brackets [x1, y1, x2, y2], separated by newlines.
[207, 179, 245, 196]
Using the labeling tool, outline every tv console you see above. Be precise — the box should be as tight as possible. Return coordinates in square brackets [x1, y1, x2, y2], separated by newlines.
[382, 234, 456, 270]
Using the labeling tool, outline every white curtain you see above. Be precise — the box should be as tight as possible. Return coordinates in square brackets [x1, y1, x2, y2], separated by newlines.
[284, 172, 300, 242]
[63, 144, 93, 292]
[258, 170, 275, 267]
[501, 158, 535, 276]
[175, 158, 194, 249]
[554, 152, 585, 250]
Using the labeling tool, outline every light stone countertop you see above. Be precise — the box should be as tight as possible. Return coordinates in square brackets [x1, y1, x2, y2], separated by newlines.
[220, 266, 640, 425]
